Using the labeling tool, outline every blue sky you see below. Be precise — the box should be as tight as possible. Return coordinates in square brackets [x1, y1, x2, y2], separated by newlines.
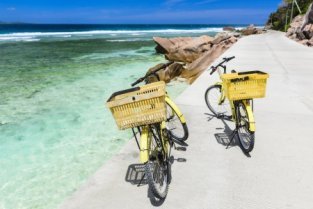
[0, 0, 281, 24]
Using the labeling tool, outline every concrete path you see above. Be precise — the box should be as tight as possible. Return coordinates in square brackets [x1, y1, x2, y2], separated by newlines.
[58, 31, 313, 209]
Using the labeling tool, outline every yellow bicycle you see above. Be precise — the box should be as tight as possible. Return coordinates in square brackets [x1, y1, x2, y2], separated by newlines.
[131, 62, 189, 144]
[107, 63, 188, 199]
[205, 56, 269, 153]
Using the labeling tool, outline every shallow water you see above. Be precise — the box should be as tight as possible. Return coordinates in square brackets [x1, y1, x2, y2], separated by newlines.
[0, 23, 231, 209]
[0, 36, 190, 209]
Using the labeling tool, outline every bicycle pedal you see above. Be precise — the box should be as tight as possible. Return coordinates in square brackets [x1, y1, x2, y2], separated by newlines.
[172, 138, 188, 147]
[175, 147, 187, 151]
[177, 158, 187, 162]
[217, 114, 224, 119]
[225, 115, 232, 120]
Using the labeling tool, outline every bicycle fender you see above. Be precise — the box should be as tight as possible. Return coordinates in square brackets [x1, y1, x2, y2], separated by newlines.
[244, 101, 256, 132]
[139, 127, 150, 163]
[214, 81, 223, 86]
[165, 97, 186, 124]
[161, 121, 169, 155]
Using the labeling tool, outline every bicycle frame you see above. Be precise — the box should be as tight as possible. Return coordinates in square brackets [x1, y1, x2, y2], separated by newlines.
[135, 95, 186, 164]
[215, 77, 256, 132]
[130, 65, 187, 163]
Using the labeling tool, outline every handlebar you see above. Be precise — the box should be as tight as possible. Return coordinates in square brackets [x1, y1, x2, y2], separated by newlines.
[209, 56, 235, 75]
[131, 61, 174, 86]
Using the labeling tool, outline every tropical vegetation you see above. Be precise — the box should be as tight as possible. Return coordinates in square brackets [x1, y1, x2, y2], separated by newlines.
[267, 0, 312, 31]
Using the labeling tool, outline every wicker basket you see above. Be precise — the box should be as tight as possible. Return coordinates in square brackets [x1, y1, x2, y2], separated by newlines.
[221, 71, 269, 101]
[107, 81, 166, 130]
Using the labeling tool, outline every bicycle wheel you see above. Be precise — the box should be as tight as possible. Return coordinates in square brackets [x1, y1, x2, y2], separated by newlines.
[205, 84, 232, 118]
[144, 126, 170, 199]
[166, 101, 189, 141]
[236, 102, 255, 153]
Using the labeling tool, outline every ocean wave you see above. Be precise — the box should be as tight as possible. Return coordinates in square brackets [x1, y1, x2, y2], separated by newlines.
[0, 27, 256, 43]
[0, 27, 224, 37]
[0, 36, 40, 42]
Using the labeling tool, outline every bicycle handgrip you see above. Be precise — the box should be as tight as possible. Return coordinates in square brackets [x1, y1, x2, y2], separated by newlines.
[131, 78, 143, 87]
[228, 56, 235, 61]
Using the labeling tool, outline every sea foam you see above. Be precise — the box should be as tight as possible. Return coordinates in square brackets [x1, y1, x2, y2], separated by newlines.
[0, 28, 225, 42]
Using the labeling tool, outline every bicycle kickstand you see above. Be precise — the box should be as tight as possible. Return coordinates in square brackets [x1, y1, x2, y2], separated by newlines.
[226, 129, 238, 149]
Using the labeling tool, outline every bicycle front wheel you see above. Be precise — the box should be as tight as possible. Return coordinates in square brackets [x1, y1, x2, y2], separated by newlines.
[236, 102, 255, 153]
[166, 101, 189, 142]
[205, 84, 231, 118]
[144, 126, 170, 199]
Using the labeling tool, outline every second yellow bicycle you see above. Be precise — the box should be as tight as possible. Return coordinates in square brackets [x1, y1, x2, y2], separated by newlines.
[205, 56, 269, 153]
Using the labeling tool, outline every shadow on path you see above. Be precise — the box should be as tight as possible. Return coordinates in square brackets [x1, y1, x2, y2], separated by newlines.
[125, 163, 147, 186]
[205, 112, 251, 157]
[125, 153, 188, 206]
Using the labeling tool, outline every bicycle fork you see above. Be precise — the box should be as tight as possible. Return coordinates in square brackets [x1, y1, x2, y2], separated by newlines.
[242, 100, 255, 132]
[230, 100, 255, 132]
[138, 122, 169, 164]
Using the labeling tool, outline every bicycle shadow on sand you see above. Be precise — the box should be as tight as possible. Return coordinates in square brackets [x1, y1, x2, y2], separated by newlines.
[124, 164, 164, 206]
[205, 113, 251, 157]
[125, 155, 187, 206]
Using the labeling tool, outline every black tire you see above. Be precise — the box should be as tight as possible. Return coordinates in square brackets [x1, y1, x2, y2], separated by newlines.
[145, 161, 170, 199]
[205, 85, 232, 118]
[144, 126, 171, 199]
[166, 102, 189, 141]
[236, 102, 255, 153]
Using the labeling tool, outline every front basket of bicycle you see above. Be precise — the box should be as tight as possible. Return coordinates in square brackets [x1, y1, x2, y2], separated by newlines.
[106, 81, 167, 130]
[221, 71, 269, 101]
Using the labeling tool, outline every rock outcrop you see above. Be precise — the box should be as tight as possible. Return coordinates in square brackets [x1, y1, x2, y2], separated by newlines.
[155, 35, 214, 63]
[151, 33, 238, 84]
[286, 15, 313, 47]
[240, 25, 264, 36]
[181, 36, 237, 83]
[223, 27, 236, 32]
[145, 62, 184, 83]
[154, 37, 193, 54]
[149, 25, 265, 84]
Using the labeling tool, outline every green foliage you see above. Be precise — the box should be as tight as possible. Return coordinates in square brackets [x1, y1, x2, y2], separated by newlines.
[267, 0, 312, 31]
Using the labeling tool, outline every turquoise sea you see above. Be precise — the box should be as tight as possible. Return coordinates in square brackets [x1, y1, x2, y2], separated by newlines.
[0, 24, 233, 209]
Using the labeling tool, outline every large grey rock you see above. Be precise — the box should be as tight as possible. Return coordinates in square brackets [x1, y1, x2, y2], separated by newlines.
[223, 26, 235, 32]
[240, 24, 264, 36]
[165, 35, 214, 63]
[308, 37, 313, 46]
[151, 34, 238, 83]
[286, 14, 313, 46]
[153, 37, 193, 54]
[296, 30, 307, 40]
[181, 36, 237, 83]
[145, 62, 184, 83]
[211, 33, 231, 45]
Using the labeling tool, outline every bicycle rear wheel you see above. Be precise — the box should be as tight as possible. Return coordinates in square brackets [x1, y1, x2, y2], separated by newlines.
[166, 101, 189, 142]
[144, 126, 170, 199]
[236, 102, 255, 153]
[205, 84, 232, 118]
